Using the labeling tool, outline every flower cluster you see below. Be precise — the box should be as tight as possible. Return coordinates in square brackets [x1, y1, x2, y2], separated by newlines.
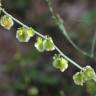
[73, 66, 96, 86]
[16, 27, 35, 42]
[35, 36, 55, 52]
[0, 15, 68, 73]
[53, 54, 68, 72]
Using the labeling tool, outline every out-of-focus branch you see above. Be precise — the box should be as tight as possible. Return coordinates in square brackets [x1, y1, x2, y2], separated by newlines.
[45, 0, 94, 59]
[0, 0, 2, 14]
[91, 32, 96, 58]
[0, 0, 2, 7]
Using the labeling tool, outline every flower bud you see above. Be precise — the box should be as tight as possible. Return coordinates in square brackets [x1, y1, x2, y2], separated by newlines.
[0, 15, 14, 30]
[73, 71, 84, 86]
[16, 27, 31, 42]
[83, 66, 96, 81]
[43, 36, 55, 51]
[34, 37, 44, 52]
[53, 54, 68, 72]
[27, 27, 35, 37]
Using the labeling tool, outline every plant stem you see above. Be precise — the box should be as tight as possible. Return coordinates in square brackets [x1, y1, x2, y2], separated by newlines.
[0, 8, 83, 70]
[55, 46, 83, 70]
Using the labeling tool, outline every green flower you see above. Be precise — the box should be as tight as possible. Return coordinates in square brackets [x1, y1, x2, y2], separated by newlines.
[43, 36, 55, 51]
[73, 71, 85, 86]
[34, 37, 44, 52]
[83, 66, 96, 81]
[16, 27, 31, 42]
[0, 15, 14, 30]
[53, 54, 68, 72]
[27, 27, 35, 37]
[73, 66, 96, 86]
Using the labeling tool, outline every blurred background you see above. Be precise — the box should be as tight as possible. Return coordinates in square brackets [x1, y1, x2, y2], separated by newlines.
[0, 0, 96, 96]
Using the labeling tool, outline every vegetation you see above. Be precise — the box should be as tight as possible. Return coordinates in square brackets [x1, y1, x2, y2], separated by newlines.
[0, 0, 96, 96]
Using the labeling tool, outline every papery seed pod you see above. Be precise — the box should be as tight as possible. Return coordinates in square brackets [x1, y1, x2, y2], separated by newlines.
[82, 66, 96, 81]
[43, 36, 55, 51]
[0, 15, 14, 30]
[73, 71, 85, 86]
[34, 37, 44, 52]
[16, 27, 30, 42]
[53, 54, 68, 72]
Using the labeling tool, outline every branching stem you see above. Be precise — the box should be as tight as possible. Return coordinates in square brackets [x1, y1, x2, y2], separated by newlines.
[0, 8, 83, 70]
